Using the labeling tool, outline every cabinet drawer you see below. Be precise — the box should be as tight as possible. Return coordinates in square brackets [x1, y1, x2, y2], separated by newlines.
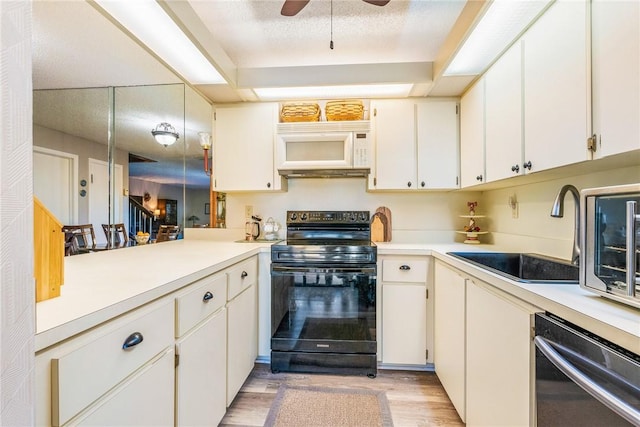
[175, 272, 227, 337]
[51, 300, 174, 426]
[227, 256, 258, 300]
[382, 258, 428, 283]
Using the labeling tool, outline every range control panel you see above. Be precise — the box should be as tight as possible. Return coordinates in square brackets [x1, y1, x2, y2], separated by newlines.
[286, 210, 370, 225]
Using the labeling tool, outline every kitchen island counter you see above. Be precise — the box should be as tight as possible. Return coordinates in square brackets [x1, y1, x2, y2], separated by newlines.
[36, 240, 273, 351]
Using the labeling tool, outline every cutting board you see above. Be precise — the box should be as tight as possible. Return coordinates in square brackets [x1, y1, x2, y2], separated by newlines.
[375, 206, 392, 241]
[371, 213, 387, 242]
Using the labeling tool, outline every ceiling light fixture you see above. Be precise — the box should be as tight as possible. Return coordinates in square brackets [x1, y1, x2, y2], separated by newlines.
[93, 0, 226, 84]
[443, 0, 551, 76]
[152, 122, 179, 147]
[198, 132, 212, 176]
[254, 83, 413, 101]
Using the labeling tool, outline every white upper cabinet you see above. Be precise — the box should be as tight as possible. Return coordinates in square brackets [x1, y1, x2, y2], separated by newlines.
[591, 0, 640, 158]
[371, 99, 459, 191]
[214, 103, 283, 192]
[522, 0, 590, 173]
[371, 99, 417, 190]
[416, 101, 459, 189]
[460, 78, 485, 187]
[485, 42, 523, 182]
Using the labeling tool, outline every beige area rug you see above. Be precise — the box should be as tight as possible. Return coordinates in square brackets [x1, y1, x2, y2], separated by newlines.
[264, 385, 394, 427]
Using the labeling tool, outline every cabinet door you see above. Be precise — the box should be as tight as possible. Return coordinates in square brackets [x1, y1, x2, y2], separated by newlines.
[523, 0, 589, 173]
[371, 99, 417, 190]
[72, 348, 174, 426]
[176, 308, 227, 427]
[485, 42, 523, 182]
[382, 284, 427, 365]
[460, 79, 485, 188]
[227, 283, 258, 406]
[416, 101, 459, 189]
[433, 262, 466, 422]
[214, 103, 279, 191]
[592, 0, 640, 158]
[466, 281, 534, 427]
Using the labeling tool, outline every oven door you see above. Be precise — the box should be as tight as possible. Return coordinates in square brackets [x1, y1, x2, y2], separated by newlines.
[271, 264, 377, 354]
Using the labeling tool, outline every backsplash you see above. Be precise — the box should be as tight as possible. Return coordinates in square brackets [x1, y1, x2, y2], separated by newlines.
[221, 178, 481, 243]
[482, 165, 640, 260]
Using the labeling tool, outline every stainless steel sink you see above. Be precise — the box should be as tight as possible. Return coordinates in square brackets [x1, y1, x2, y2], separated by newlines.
[447, 252, 579, 284]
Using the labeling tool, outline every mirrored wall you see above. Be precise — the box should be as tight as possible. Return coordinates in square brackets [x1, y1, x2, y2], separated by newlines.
[33, 83, 217, 245]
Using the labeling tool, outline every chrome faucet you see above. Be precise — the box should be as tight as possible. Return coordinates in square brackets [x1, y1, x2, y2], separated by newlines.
[550, 184, 581, 265]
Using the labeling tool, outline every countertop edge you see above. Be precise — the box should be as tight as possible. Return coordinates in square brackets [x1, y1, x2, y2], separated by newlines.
[35, 242, 271, 352]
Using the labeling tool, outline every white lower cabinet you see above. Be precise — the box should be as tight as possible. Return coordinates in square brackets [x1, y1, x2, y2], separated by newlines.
[175, 308, 227, 427]
[466, 280, 536, 427]
[174, 270, 228, 426]
[36, 255, 261, 427]
[380, 256, 430, 365]
[433, 261, 467, 422]
[72, 348, 175, 426]
[434, 260, 539, 427]
[226, 282, 258, 406]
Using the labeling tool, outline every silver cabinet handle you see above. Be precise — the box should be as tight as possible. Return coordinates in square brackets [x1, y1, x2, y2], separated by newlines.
[399, 265, 411, 271]
[626, 201, 639, 297]
[511, 164, 520, 173]
[122, 332, 143, 350]
[523, 160, 532, 170]
[534, 336, 640, 426]
[203, 291, 214, 302]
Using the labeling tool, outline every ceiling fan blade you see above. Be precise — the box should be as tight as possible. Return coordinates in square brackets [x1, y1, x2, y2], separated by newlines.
[362, 0, 391, 6]
[281, 0, 311, 16]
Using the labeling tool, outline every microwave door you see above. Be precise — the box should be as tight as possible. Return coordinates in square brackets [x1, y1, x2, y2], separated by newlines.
[585, 191, 640, 300]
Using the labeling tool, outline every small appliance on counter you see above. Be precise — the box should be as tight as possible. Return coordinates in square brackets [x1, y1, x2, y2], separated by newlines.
[581, 183, 640, 308]
[244, 215, 262, 241]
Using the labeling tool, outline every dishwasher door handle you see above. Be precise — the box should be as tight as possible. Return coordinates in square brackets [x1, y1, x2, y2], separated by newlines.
[534, 336, 640, 426]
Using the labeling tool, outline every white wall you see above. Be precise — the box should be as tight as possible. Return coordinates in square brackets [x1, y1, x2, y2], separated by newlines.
[482, 165, 640, 260]
[220, 178, 481, 243]
[0, 1, 35, 424]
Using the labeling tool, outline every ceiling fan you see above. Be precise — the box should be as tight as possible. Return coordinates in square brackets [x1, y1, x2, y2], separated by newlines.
[281, 0, 391, 17]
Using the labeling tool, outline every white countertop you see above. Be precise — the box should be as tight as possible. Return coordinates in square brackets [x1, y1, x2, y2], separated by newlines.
[376, 242, 640, 354]
[35, 240, 271, 351]
[37, 239, 640, 355]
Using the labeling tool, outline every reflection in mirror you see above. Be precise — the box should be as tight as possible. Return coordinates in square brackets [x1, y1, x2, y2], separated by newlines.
[33, 83, 220, 248]
[33, 87, 128, 244]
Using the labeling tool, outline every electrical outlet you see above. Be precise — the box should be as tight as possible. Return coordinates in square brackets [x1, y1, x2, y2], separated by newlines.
[245, 205, 253, 218]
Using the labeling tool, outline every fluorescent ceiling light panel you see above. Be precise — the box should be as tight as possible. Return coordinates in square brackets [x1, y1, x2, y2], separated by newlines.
[94, 0, 225, 84]
[444, 0, 551, 76]
[254, 84, 413, 101]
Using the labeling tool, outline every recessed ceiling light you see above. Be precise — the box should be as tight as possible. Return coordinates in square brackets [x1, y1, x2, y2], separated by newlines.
[254, 84, 413, 101]
[93, 0, 225, 85]
[444, 0, 551, 76]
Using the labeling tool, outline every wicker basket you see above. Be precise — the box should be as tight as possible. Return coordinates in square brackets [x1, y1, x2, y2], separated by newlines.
[325, 100, 364, 121]
[280, 102, 320, 122]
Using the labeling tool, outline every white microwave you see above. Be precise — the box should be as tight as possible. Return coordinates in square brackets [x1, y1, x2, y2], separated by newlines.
[276, 122, 371, 178]
[581, 183, 640, 308]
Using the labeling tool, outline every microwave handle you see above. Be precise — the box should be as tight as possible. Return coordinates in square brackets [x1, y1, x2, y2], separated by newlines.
[626, 201, 639, 297]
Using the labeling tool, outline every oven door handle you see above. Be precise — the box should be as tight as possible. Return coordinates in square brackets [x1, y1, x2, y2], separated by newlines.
[271, 265, 376, 275]
[534, 336, 640, 426]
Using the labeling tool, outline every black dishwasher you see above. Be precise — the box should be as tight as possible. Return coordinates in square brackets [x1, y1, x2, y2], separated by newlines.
[534, 313, 640, 426]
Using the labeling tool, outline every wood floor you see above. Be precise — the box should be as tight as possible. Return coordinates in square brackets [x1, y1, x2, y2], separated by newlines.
[220, 363, 464, 427]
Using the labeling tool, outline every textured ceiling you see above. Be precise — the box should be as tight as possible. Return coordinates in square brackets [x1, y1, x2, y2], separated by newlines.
[190, 0, 466, 68]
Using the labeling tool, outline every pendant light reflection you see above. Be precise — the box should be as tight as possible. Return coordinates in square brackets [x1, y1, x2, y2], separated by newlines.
[151, 122, 179, 147]
[199, 132, 212, 176]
